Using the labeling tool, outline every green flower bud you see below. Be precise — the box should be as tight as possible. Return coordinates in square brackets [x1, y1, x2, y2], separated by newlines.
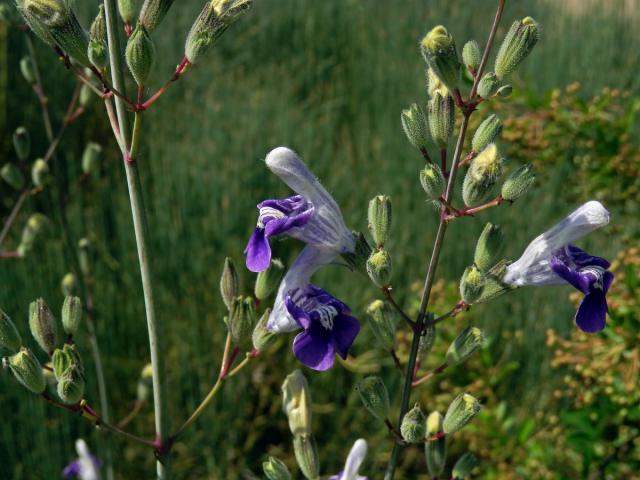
[401, 103, 429, 150]
[19, 57, 36, 85]
[366, 249, 392, 288]
[0, 309, 22, 353]
[29, 298, 59, 354]
[501, 163, 536, 201]
[61, 296, 82, 336]
[418, 322, 436, 359]
[443, 393, 482, 434]
[139, 0, 174, 32]
[425, 411, 447, 476]
[79, 83, 94, 108]
[60, 272, 77, 296]
[355, 376, 389, 422]
[89, 6, 106, 46]
[7, 347, 46, 394]
[459, 265, 485, 305]
[365, 300, 397, 351]
[82, 142, 102, 176]
[78, 238, 92, 275]
[494, 17, 540, 79]
[446, 326, 485, 367]
[184, 0, 253, 64]
[427, 67, 448, 98]
[293, 434, 320, 480]
[125, 22, 155, 86]
[368, 195, 392, 247]
[477, 72, 500, 98]
[228, 296, 255, 346]
[474, 223, 503, 272]
[401, 403, 426, 442]
[263, 456, 291, 480]
[18, 213, 48, 256]
[118, 0, 137, 23]
[282, 370, 312, 436]
[88, 37, 108, 71]
[341, 231, 372, 276]
[471, 114, 502, 154]
[57, 368, 84, 404]
[420, 163, 445, 200]
[31, 158, 50, 188]
[52, 348, 69, 379]
[496, 84, 512, 98]
[428, 92, 455, 149]
[13, 127, 30, 161]
[220, 257, 240, 311]
[255, 258, 284, 301]
[420, 25, 461, 92]
[137, 363, 153, 402]
[462, 40, 481, 72]
[252, 308, 275, 352]
[452, 452, 479, 479]
[1, 163, 25, 190]
[462, 144, 503, 206]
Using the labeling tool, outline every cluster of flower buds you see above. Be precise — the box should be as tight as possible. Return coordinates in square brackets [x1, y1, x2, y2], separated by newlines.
[52, 343, 85, 404]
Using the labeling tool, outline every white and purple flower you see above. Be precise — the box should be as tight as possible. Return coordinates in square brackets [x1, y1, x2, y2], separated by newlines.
[504, 201, 613, 333]
[62, 439, 101, 480]
[329, 438, 368, 480]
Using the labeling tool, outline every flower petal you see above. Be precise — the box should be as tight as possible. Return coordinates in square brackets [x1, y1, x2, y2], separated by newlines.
[342, 439, 368, 480]
[566, 245, 611, 269]
[285, 294, 311, 330]
[603, 271, 614, 293]
[292, 329, 335, 371]
[550, 256, 590, 293]
[575, 290, 607, 333]
[332, 314, 360, 359]
[244, 227, 271, 272]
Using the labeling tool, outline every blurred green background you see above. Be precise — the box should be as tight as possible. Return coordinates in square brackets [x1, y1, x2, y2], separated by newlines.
[0, 0, 638, 478]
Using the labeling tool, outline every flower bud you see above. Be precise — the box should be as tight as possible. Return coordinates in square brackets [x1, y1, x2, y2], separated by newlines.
[366, 249, 392, 288]
[139, 0, 174, 32]
[29, 298, 59, 354]
[20, 57, 36, 85]
[31, 158, 50, 188]
[82, 142, 102, 176]
[263, 456, 291, 480]
[1, 163, 25, 191]
[418, 323, 436, 358]
[0, 309, 22, 353]
[13, 127, 30, 161]
[420, 163, 445, 200]
[78, 238, 92, 275]
[427, 67, 448, 98]
[255, 258, 285, 301]
[462, 40, 481, 72]
[125, 22, 155, 86]
[452, 452, 479, 479]
[401, 103, 429, 150]
[61, 296, 82, 336]
[365, 300, 397, 351]
[341, 231, 372, 276]
[8, 348, 46, 394]
[420, 25, 461, 92]
[471, 114, 502, 154]
[494, 17, 540, 79]
[425, 411, 447, 476]
[88, 6, 108, 70]
[61, 272, 77, 296]
[477, 72, 500, 99]
[368, 195, 392, 247]
[355, 376, 389, 422]
[137, 363, 153, 402]
[446, 326, 485, 367]
[282, 370, 312, 436]
[401, 403, 426, 442]
[184, 0, 253, 64]
[474, 223, 503, 272]
[496, 84, 512, 98]
[118, 0, 136, 24]
[79, 83, 94, 108]
[462, 144, 503, 206]
[459, 265, 485, 305]
[293, 434, 320, 480]
[220, 257, 240, 310]
[443, 393, 481, 434]
[501, 163, 535, 201]
[57, 368, 84, 404]
[52, 344, 83, 379]
[18, 213, 48, 256]
[252, 308, 275, 352]
[428, 92, 455, 149]
[228, 296, 255, 346]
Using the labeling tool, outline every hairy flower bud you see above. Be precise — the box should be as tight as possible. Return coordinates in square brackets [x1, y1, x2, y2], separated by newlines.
[125, 22, 155, 86]
[1, 163, 25, 191]
[282, 370, 312, 436]
[443, 393, 482, 434]
[8, 348, 45, 394]
[418, 322, 436, 358]
[88, 6, 108, 70]
[496, 84, 512, 98]
[19, 57, 36, 85]
[61, 296, 82, 336]
[13, 127, 30, 161]
[501, 163, 536, 201]
[366, 249, 392, 288]
[365, 300, 397, 351]
[427, 67, 448, 98]
[263, 456, 292, 480]
[220, 257, 240, 310]
[494, 17, 540, 79]
[452, 452, 479, 479]
[341, 231, 372, 276]
[0, 309, 22, 353]
[18, 213, 48, 256]
[118, 0, 137, 24]
[293, 434, 320, 480]
[462, 40, 481, 72]
[52, 344, 83, 379]
[228, 296, 255, 346]
[81, 142, 102, 176]
[420, 25, 461, 92]
[459, 265, 485, 305]
[462, 144, 503, 206]
[420, 163, 445, 200]
[425, 411, 447, 476]
[252, 308, 275, 352]
[255, 258, 285, 301]
[29, 298, 59, 354]
[57, 368, 84, 404]
[60, 272, 77, 296]
[355, 376, 390, 422]
[401, 403, 426, 442]
[446, 326, 485, 367]
[477, 72, 500, 98]
[139, 0, 174, 32]
[401, 103, 429, 150]
[428, 92, 455, 149]
[471, 114, 502, 154]
[368, 195, 392, 247]
[474, 223, 503, 272]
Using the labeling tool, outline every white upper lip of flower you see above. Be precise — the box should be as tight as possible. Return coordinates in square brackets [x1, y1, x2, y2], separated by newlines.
[339, 438, 368, 480]
[504, 201, 610, 286]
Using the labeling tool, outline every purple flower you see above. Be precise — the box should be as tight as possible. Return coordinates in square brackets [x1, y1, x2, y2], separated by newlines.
[285, 285, 360, 371]
[63, 439, 101, 480]
[329, 439, 368, 480]
[550, 245, 614, 333]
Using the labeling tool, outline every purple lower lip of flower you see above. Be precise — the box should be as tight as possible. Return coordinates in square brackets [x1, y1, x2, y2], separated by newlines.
[62, 455, 101, 478]
[285, 285, 360, 371]
[244, 195, 314, 272]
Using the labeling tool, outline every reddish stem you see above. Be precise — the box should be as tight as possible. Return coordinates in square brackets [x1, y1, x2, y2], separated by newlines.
[140, 58, 191, 110]
[443, 195, 505, 221]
